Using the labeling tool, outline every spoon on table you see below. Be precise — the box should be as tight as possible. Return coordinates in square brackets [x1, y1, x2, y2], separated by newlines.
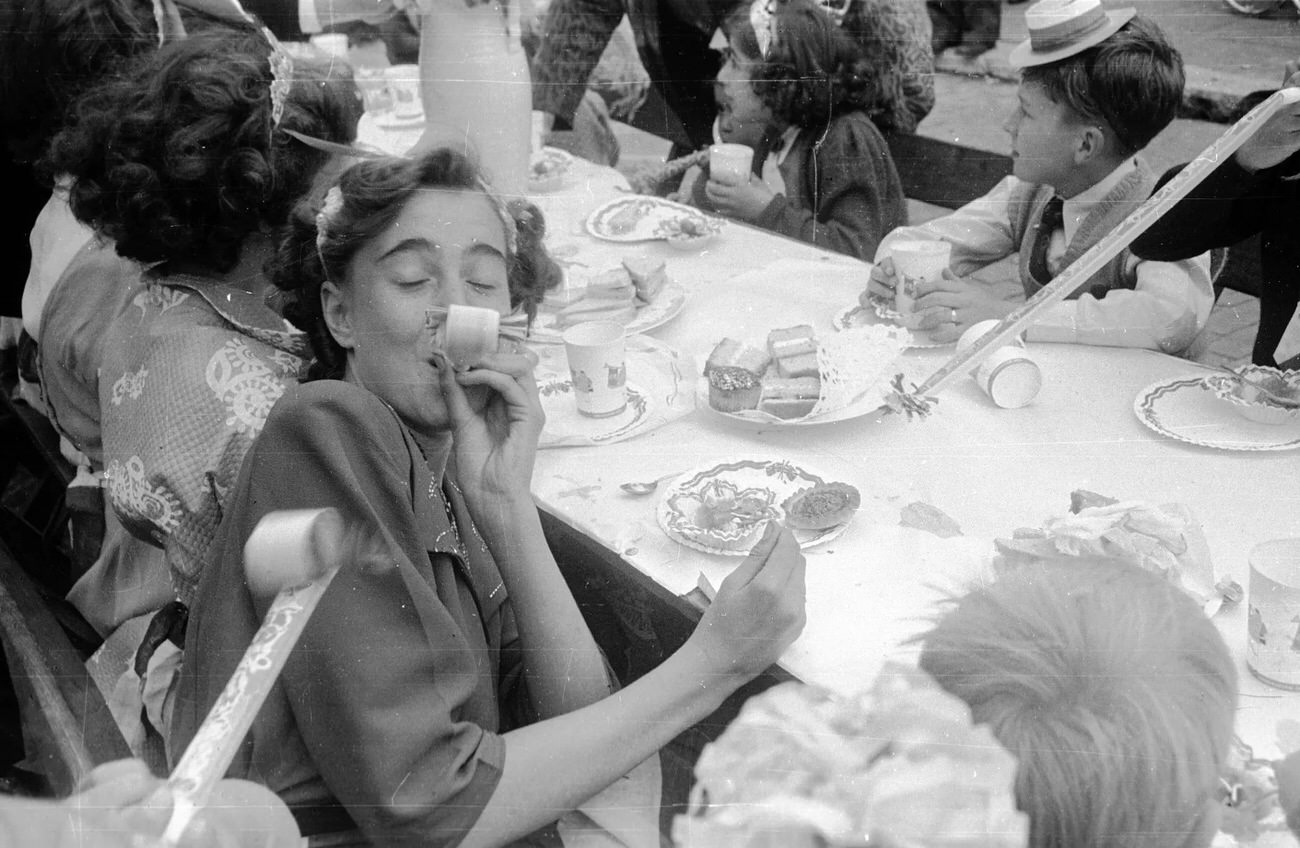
[620, 471, 685, 496]
[1204, 363, 1300, 408]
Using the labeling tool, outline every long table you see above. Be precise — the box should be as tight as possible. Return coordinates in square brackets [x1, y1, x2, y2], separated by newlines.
[522, 156, 1300, 761]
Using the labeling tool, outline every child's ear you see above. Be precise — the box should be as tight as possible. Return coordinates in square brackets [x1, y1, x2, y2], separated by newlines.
[321, 280, 356, 351]
[1075, 125, 1107, 163]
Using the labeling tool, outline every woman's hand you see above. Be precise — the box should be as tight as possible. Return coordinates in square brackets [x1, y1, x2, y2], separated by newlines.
[912, 271, 1015, 343]
[687, 522, 807, 680]
[863, 255, 898, 308]
[1235, 60, 1300, 173]
[437, 341, 545, 507]
[705, 174, 776, 222]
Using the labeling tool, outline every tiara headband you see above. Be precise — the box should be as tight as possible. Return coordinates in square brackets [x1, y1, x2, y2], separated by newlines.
[746, 0, 855, 58]
[218, 0, 294, 127]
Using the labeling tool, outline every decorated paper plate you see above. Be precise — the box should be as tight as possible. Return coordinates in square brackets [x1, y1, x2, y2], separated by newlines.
[534, 337, 695, 447]
[833, 301, 951, 349]
[1134, 376, 1300, 451]
[585, 196, 724, 243]
[656, 458, 853, 556]
[527, 147, 575, 194]
[520, 282, 687, 344]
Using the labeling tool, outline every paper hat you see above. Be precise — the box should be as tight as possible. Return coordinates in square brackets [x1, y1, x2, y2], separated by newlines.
[1009, 0, 1136, 69]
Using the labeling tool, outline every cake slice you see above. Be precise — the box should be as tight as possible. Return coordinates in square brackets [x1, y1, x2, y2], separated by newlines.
[775, 352, 819, 379]
[555, 298, 637, 329]
[759, 376, 820, 419]
[767, 325, 817, 359]
[586, 268, 636, 300]
[705, 338, 771, 377]
[623, 257, 668, 304]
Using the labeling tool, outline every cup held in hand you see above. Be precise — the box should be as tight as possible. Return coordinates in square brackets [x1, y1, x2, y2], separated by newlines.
[562, 321, 628, 418]
[708, 143, 754, 186]
[886, 240, 951, 329]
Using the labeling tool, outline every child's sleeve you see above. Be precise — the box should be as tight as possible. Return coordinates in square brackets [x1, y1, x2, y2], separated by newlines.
[1024, 251, 1215, 354]
[874, 177, 1023, 278]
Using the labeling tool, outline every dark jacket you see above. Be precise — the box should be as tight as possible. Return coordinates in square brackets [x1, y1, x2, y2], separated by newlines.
[1131, 149, 1300, 367]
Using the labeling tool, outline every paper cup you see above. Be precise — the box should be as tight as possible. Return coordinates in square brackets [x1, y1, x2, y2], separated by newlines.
[354, 67, 392, 114]
[1247, 538, 1300, 690]
[383, 64, 422, 119]
[310, 33, 349, 60]
[709, 144, 754, 186]
[975, 347, 1041, 409]
[562, 321, 627, 418]
[887, 240, 951, 328]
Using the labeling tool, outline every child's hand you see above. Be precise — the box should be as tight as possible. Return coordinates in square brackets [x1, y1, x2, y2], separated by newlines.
[912, 271, 1015, 343]
[705, 173, 776, 222]
[1236, 60, 1300, 173]
[863, 256, 898, 308]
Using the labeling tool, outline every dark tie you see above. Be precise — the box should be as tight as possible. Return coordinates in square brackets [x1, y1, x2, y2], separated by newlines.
[1029, 195, 1064, 281]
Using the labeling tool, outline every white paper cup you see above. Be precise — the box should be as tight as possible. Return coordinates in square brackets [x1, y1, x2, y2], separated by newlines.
[709, 144, 754, 186]
[974, 347, 1041, 409]
[383, 64, 422, 119]
[310, 33, 349, 60]
[956, 319, 1025, 357]
[1248, 538, 1300, 690]
[562, 321, 627, 418]
[887, 240, 951, 328]
[354, 67, 392, 114]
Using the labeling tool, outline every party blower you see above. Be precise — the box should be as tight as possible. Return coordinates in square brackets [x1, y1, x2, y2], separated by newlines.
[886, 87, 1300, 419]
[161, 508, 352, 846]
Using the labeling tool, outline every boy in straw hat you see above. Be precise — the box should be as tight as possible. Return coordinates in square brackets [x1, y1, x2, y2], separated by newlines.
[864, 0, 1214, 354]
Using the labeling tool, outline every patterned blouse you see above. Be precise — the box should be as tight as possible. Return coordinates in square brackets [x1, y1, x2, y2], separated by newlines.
[98, 272, 307, 604]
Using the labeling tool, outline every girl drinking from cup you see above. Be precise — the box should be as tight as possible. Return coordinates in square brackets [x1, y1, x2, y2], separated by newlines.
[694, 0, 907, 261]
[171, 148, 808, 847]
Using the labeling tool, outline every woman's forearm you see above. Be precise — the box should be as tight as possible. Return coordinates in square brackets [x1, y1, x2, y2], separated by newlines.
[461, 639, 745, 848]
[473, 496, 615, 716]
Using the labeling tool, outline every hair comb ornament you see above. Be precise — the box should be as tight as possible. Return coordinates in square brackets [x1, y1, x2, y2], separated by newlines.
[814, 0, 854, 26]
[749, 0, 776, 59]
[220, 0, 294, 127]
[315, 185, 344, 270]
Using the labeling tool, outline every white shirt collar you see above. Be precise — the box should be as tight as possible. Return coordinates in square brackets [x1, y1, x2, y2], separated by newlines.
[1060, 157, 1139, 243]
[773, 126, 802, 167]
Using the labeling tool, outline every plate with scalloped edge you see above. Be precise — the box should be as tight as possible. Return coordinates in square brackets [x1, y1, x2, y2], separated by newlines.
[1134, 376, 1300, 451]
[656, 457, 853, 556]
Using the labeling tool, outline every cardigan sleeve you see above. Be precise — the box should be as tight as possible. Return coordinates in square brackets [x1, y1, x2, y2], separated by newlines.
[530, 0, 626, 123]
[752, 114, 907, 261]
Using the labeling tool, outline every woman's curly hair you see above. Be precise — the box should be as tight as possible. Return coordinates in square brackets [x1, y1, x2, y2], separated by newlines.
[726, 0, 884, 131]
[42, 27, 362, 274]
[0, 0, 155, 164]
[273, 148, 561, 381]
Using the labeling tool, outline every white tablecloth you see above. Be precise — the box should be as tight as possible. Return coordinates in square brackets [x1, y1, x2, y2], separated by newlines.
[522, 157, 1300, 760]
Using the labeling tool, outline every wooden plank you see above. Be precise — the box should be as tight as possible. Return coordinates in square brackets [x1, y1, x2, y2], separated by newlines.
[0, 539, 129, 795]
[885, 132, 1013, 210]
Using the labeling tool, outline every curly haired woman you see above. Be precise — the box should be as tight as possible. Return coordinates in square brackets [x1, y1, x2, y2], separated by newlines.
[171, 147, 807, 846]
[37, 26, 361, 756]
[696, 0, 907, 261]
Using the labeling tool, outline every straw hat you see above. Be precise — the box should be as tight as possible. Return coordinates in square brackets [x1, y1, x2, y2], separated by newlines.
[1008, 0, 1136, 69]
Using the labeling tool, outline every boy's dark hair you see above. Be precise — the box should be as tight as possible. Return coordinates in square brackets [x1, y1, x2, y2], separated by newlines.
[272, 148, 560, 381]
[725, 0, 883, 130]
[1021, 15, 1184, 156]
[43, 28, 362, 274]
[917, 557, 1236, 848]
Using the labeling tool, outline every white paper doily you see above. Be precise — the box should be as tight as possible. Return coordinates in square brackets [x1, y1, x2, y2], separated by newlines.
[833, 302, 951, 349]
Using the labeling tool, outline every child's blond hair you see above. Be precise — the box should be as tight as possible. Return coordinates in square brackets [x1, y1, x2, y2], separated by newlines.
[918, 556, 1236, 848]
